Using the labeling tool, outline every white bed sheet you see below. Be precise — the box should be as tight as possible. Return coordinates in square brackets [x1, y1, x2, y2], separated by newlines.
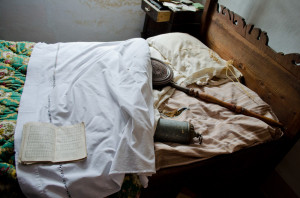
[15, 38, 156, 197]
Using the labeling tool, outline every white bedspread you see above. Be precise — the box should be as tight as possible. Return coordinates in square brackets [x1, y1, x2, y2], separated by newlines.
[14, 39, 156, 197]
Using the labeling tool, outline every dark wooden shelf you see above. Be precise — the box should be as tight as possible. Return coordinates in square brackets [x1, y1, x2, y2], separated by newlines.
[141, 0, 203, 39]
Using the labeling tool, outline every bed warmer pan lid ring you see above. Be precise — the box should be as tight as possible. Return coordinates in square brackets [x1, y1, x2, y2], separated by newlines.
[151, 58, 174, 87]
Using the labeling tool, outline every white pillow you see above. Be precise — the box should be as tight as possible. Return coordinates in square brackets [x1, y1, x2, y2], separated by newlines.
[147, 32, 242, 86]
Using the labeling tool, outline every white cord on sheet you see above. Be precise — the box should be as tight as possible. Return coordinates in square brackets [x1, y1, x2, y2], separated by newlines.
[53, 43, 60, 88]
[47, 43, 72, 198]
[225, 60, 257, 103]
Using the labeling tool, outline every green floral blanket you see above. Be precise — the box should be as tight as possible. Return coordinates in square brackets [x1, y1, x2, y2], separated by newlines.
[0, 40, 141, 197]
[0, 40, 34, 179]
[0, 40, 35, 197]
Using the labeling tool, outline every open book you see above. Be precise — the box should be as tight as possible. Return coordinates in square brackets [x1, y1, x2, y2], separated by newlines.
[19, 122, 87, 164]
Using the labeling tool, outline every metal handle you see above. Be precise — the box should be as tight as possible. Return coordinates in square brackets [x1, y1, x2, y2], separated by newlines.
[145, 7, 150, 12]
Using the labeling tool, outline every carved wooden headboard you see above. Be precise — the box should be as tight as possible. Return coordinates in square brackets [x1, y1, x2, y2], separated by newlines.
[200, 0, 300, 137]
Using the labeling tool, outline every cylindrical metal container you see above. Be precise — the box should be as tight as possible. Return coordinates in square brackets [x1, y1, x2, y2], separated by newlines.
[154, 118, 196, 144]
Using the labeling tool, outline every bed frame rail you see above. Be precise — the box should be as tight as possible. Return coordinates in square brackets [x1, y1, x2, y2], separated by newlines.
[201, 0, 300, 137]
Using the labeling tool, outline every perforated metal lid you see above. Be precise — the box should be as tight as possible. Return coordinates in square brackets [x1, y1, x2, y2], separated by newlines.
[151, 58, 173, 87]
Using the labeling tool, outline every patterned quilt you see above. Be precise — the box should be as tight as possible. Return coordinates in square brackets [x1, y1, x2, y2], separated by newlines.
[0, 40, 141, 197]
[0, 40, 34, 177]
[0, 40, 35, 197]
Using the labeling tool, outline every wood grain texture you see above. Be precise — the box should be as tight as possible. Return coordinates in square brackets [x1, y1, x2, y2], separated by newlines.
[201, 0, 300, 137]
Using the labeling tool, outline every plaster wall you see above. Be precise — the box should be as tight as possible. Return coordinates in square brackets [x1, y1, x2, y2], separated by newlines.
[0, 0, 145, 43]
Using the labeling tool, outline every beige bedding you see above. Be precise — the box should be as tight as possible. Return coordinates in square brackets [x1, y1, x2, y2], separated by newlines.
[147, 33, 282, 170]
[154, 82, 282, 170]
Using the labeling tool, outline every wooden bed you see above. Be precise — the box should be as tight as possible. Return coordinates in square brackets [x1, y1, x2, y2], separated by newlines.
[1, 0, 299, 197]
[141, 0, 300, 197]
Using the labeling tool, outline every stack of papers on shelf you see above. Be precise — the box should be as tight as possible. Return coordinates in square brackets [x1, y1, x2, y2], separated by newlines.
[163, 2, 197, 12]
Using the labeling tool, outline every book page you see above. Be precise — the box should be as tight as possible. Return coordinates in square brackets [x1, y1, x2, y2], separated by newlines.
[55, 122, 87, 162]
[19, 122, 56, 163]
